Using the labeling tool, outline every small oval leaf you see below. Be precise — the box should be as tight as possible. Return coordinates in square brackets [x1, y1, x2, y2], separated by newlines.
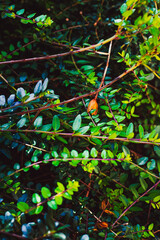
[72, 114, 82, 131]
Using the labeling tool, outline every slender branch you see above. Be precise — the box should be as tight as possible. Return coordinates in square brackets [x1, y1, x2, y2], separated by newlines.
[95, 40, 112, 99]
[0, 63, 140, 118]
[1, 129, 159, 146]
[0, 35, 117, 65]
[111, 179, 160, 228]
[0, 231, 28, 239]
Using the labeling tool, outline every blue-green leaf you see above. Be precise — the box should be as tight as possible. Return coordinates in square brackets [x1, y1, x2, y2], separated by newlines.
[34, 80, 42, 95]
[0, 95, 6, 106]
[72, 114, 81, 131]
[17, 87, 26, 99]
[42, 78, 48, 91]
[34, 116, 43, 128]
[16, 9, 25, 15]
[137, 157, 148, 165]
[147, 159, 156, 170]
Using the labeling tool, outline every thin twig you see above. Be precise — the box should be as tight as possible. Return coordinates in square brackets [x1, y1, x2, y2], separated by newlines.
[0, 62, 140, 118]
[95, 40, 112, 100]
[0, 35, 117, 65]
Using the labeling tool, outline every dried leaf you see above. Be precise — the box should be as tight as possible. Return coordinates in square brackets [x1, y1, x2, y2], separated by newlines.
[96, 221, 108, 229]
[101, 199, 107, 210]
[104, 209, 115, 215]
[87, 98, 98, 115]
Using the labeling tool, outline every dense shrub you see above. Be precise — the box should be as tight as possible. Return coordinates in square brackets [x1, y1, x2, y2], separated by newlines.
[0, 0, 160, 239]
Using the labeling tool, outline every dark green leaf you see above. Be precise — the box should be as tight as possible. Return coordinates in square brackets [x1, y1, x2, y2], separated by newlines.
[52, 115, 60, 131]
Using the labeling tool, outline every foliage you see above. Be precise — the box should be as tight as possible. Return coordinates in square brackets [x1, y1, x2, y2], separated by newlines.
[0, 0, 160, 239]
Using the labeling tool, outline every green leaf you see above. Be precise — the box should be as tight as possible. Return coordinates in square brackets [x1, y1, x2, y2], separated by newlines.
[108, 132, 117, 139]
[17, 87, 26, 99]
[71, 150, 78, 158]
[32, 193, 41, 203]
[34, 80, 42, 95]
[137, 157, 148, 166]
[115, 115, 125, 122]
[27, 13, 36, 19]
[43, 153, 50, 160]
[47, 199, 57, 210]
[101, 149, 107, 159]
[105, 111, 113, 118]
[34, 205, 43, 214]
[42, 77, 48, 91]
[139, 177, 148, 191]
[78, 126, 89, 134]
[123, 9, 135, 18]
[122, 145, 130, 156]
[16, 9, 25, 15]
[9, 44, 15, 51]
[139, 125, 144, 139]
[57, 182, 65, 191]
[17, 202, 30, 212]
[148, 223, 154, 231]
[72, 114, 82, 131]
[56, 136, 68, 144]
[53, 233, 66, 239]
[127, 132, 134, 139]
[41, 124, 52, 131]
[17, 118, 26, 128]
[107, 150, 114, 158]
[55, 195, 63, 205]
[154, 146, 160, 157]
[81, 65, 94, 71]
[91, 160, 98, 166]
[120, 3, 128, 14]
[157, 160, 160, 173]
[63, 192, 72, 200]
[90, 147, 98, 158]
[82, 150, 89, 158]
[34, 116, 43, 128]
[147, 159, 156, 170]
[52, 115, 60, 131]
[126, 123, 133, 136]
[41, 187, 51, 198]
